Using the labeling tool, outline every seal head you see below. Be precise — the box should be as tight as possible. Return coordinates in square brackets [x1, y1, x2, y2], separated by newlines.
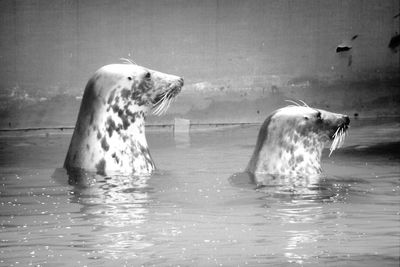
[64, 63, 183, 177]
[247, 104, 350, 186]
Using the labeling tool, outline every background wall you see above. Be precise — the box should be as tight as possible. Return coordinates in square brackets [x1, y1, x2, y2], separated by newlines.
[0, 0, 399, 128]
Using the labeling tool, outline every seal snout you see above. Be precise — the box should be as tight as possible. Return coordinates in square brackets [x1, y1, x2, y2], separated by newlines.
[339, 115, 350, 130]
[328, 115, 350, 139]
[168, 77, 184, 97]
[343, 115, 350, 126]
[152, 76, 183, 116]
[177, 77, 184, 87]
[172, 77, 184, 90]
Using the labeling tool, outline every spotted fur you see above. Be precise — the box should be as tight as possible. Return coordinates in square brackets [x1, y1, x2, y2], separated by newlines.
[64, 64, 183, 176]
[247, 105, 349, 186]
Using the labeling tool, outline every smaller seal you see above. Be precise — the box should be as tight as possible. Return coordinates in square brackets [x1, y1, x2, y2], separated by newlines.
[64, 63, 183, 177]
[246, 101, 350, 186]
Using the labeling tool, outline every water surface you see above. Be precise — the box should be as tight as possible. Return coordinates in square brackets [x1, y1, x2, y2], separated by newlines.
[0, 118, 399, 266]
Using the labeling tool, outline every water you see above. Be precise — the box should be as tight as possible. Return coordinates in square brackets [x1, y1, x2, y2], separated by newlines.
[0, 118, 399, 266]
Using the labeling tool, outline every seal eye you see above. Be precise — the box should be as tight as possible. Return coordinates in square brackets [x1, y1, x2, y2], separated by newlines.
[304, 116, 309, 120]
[127, 76, 132, 81]
[144, 72, 151, 79]
[316, 111, 323, 123]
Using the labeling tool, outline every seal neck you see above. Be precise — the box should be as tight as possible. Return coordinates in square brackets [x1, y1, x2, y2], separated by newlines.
[254, 129, 325, 181]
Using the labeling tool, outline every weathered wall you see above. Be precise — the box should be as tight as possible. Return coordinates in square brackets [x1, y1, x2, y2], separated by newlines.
[0, 0, 399, 128]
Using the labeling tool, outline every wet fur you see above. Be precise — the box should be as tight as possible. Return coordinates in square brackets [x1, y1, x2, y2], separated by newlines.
[246, 112, 275, 182]
[246, 105, 349, 186]
[64, 64, 183, 177]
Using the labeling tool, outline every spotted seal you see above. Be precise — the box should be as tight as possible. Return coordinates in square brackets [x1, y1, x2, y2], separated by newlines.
[246, 101, 350, 186]
[64, 63, 183, 176]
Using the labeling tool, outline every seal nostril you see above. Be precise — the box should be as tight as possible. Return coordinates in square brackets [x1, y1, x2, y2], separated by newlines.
[178, 78, 184, 87]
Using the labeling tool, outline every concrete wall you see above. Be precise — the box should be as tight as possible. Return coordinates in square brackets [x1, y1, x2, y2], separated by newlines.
[0, 0, 399, 128]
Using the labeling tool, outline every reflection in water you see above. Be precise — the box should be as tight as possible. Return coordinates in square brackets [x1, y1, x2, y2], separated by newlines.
[174, 132, 191, 148]
[65, 169, 153, 260]
[231, 167, 341, 264]
[257, 182, 333, 265]
[284, 229, 320, 264]
[230, 170, 335, 197]
[278, 203, 322, 264]
[277, 202, 323, 224]
[254, 173, 321, 188]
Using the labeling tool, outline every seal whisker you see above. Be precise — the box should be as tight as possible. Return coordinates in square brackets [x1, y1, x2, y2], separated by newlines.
[161, 96, 173, 115]
[298, 100, 310, 107]
[152, 100, 165, 115]
[153, 91, 169, 111]
[339, 128, 346, 147]
[285, 99, 310, 108]
[154, 101, 166, 115]
[160, 93, 171, 113]
[159, 100, 170, 115]
[119, 57, 137, 65]
[329, 127, 340, 157]
[285, 100, 301, 106]
[153, 104, 162, 115]
[329, 126, 347, 157]
[153, 101, 166, 115]
[153, 92, 168, 107]
[153, 91, 172, 116]
[152, 83, 181, 116]
[165, 97, 173, 113]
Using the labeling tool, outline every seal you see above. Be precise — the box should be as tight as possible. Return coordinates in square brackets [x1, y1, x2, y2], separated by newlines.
[246, 101, 350, 186]
[64, 63, 184, 176]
